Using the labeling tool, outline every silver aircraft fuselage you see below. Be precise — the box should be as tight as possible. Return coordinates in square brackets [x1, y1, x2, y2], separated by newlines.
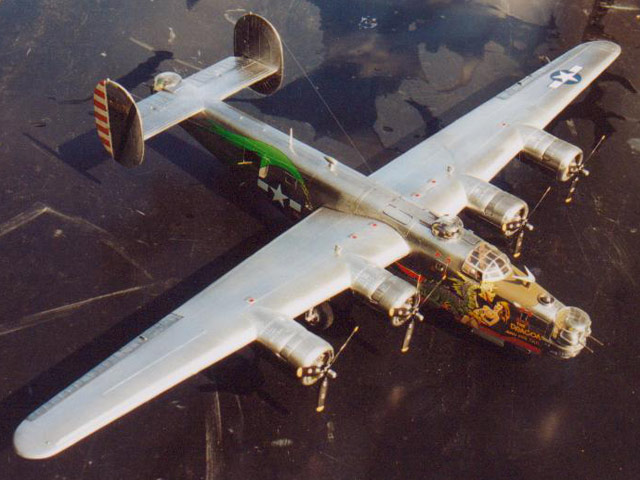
[181, 100, 591, 359]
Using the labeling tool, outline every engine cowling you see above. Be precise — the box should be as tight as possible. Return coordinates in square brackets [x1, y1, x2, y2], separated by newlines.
[521, 127, 583, 182]
[460, 176, 528, 236]
[253, 310, 334, 385]
[350, 262, 417, 327]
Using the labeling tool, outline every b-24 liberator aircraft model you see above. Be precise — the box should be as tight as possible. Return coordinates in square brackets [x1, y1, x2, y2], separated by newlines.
[14, 14, 620, 459]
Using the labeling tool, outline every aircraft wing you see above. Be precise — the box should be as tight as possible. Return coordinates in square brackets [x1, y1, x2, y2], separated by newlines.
[370, 41, 621, 216]
[14, 207, 410, 459]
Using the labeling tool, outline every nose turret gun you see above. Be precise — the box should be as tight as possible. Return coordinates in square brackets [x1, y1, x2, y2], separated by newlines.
[548, 306, 595, 358]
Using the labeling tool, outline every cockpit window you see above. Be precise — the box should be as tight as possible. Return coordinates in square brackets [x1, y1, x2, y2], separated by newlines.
[462, 242, 512, 283]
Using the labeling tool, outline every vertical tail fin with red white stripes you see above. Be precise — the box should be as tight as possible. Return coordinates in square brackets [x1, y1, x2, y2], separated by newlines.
[93, 79, 144, 168]
[93, 81, 114, 156]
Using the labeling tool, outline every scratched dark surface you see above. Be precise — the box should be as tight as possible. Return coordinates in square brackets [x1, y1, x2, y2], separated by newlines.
[0, 0, 639, 479]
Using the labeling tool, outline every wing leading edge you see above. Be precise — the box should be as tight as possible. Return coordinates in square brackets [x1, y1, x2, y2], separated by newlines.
[14, 208, 410, 459]
[372, 40, 621, 215]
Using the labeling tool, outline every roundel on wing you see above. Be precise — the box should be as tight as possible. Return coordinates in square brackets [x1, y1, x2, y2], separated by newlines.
[549, 69, 582, 85]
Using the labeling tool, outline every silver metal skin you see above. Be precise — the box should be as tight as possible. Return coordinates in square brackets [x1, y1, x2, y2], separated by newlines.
[13, 13, 621, 459]
[233, 12, 284, 95]
[349, 259, 417, 326]
[431, 215, 464, 240]
[153, 71, 183, 92]
[553, 307, 593, 357]
[515, 295, 593, 359]
[251, 308, 334, 385]
[371, 41, 620, 201]
[521, 126, 584, 181]
[459, 176, 529, 236]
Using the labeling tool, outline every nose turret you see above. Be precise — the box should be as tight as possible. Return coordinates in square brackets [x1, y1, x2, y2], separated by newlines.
[549, 306, 592, 358]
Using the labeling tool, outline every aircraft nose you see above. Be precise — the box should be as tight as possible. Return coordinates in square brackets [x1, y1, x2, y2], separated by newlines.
[550, 306, 592, 358]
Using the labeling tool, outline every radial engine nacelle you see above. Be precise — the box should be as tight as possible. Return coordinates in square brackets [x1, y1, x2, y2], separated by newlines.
[252, 309, 334, 385]
[460, 176, 529, 236]
[520, 126, 583, 182]
[350, 260, 417, 327]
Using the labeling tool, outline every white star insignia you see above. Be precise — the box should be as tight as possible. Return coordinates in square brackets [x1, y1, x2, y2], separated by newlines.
[271, 183, 287, 207]
[553, 71, 578, 83]
[549, 66, 582, 89]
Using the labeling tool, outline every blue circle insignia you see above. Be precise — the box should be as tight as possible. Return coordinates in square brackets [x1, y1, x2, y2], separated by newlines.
[550, 69, 582, 85]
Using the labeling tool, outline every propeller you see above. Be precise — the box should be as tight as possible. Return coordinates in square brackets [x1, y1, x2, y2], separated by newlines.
[395, 267, 449, 353]
[565, 134, 606, 204]
[393, 295, 424, 354]
[297, 325, 360, 412]
[511, 186, 552, 258]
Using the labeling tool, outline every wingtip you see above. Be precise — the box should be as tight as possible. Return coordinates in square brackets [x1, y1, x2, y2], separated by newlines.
[587, 39, 622, 57]
[13, 419, 59, 460]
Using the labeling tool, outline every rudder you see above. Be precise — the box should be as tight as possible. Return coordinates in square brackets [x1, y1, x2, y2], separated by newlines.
[93, 80, 144, 168]
[233, 13, 284, 95]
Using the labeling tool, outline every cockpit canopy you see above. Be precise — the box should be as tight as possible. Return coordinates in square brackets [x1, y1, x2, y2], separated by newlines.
[462, 242, 512, 283]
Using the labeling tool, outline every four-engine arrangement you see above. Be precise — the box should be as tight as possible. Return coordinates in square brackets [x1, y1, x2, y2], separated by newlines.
[12, 13, 619, 460]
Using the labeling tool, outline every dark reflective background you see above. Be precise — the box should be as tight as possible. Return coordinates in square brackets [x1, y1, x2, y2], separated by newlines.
[1, 1, 639, 478]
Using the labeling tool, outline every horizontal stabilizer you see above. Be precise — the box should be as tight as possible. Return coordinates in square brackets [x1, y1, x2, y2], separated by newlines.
[93, 13, 283, 168]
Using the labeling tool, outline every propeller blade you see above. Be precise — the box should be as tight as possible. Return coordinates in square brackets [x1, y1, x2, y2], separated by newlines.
[586, 134, 606, 163]
[565, 176, 580, 204]
[566, 135, 605, 204]
[513, 228, 525, 258]
[401, 319, 416, 353]
[310, 327, 358, 413]
[530, 186, 552, 218]
[507, 186, 549, 258]
[316, 376, 330, 412]
[330, 325, 359, 367]
[419, 269, 448, 307]
[415, 275, 424, 306]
